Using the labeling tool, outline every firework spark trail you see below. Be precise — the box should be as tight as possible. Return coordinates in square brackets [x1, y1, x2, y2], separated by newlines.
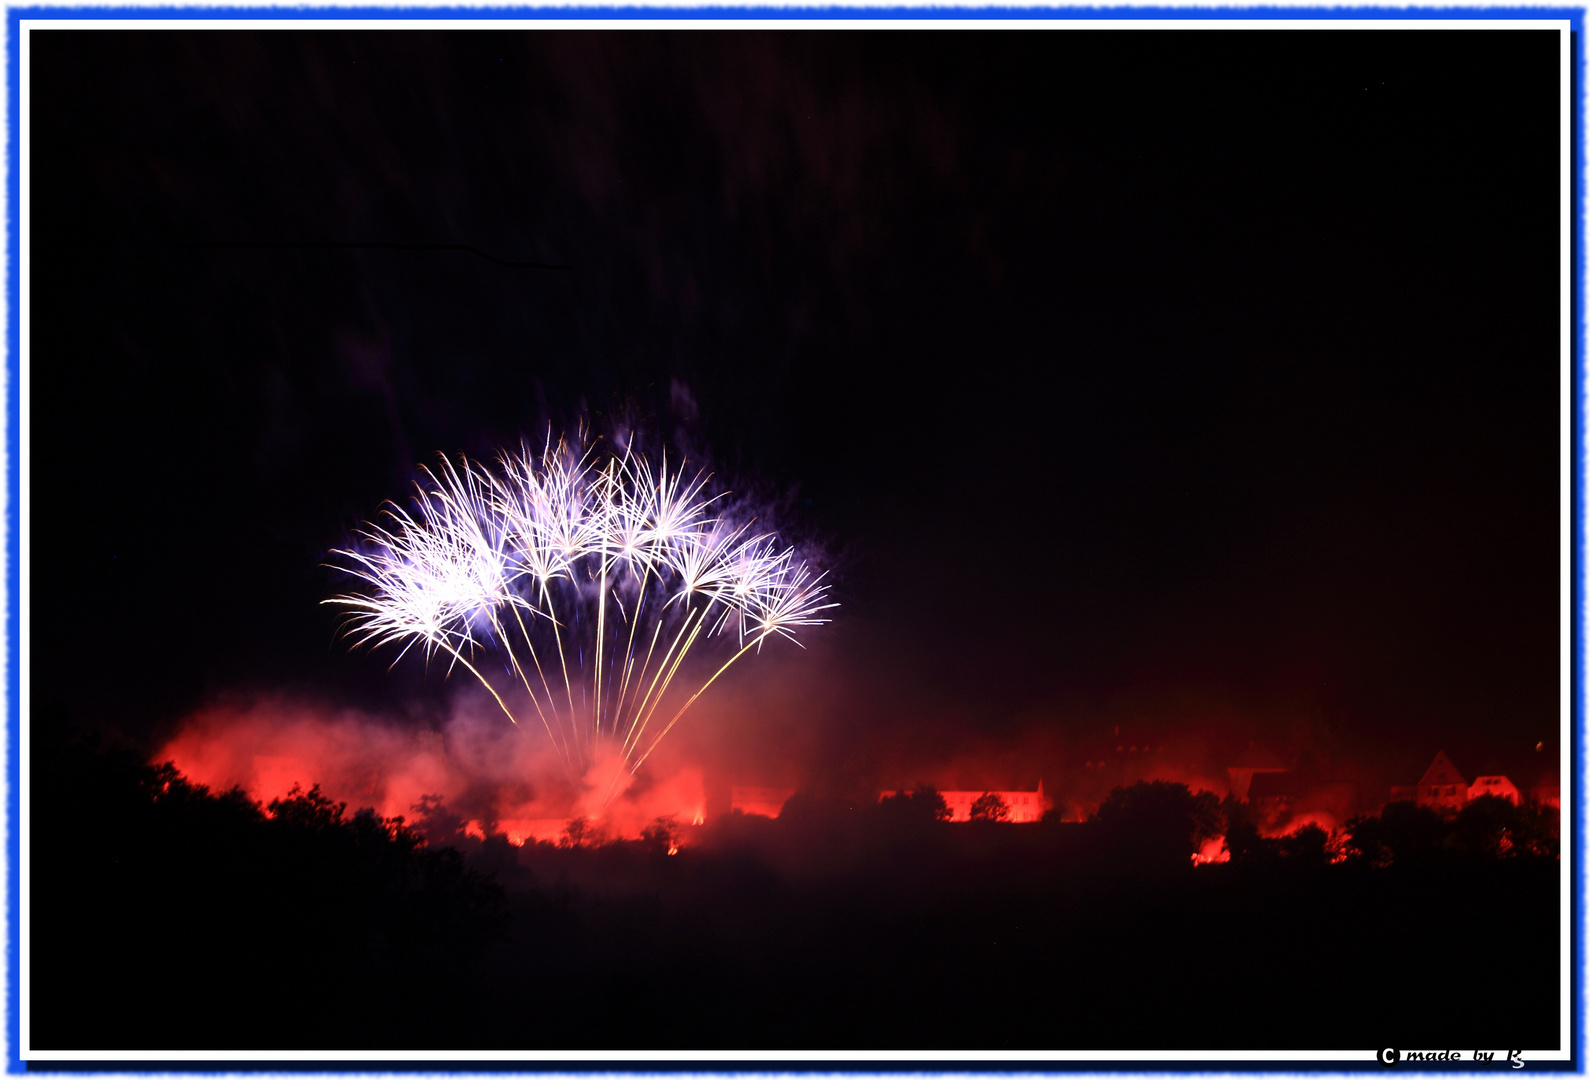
[623, 608, 706, 766]
[609, 569, 655, 737]
[619, 603, 702, 758]
[503, 596, 576, 784]
[617, 615, 668, 752]
[325, 429, 835, 801]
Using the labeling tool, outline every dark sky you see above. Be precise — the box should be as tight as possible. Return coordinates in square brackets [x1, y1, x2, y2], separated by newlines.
[29, 29, 1563, 786]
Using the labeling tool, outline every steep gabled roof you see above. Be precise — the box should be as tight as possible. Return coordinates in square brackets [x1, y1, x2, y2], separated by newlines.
[1248, 770, 1308, 800]
[1230, 741, 1287, 771]
[1418, 751, 1466, 787]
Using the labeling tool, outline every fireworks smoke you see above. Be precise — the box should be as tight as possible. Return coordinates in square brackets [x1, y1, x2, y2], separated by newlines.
[325, 429, 834, 798]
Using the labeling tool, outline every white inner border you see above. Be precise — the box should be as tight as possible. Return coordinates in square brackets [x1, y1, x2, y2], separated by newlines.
[11, 15, 1578, 1065]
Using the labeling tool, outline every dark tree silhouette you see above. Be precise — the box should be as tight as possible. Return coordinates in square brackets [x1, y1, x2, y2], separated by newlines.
[410, 791, 470, 848]
[1446, 795, 1558, 860]
[1344, 796, 1560, 868]
[1342, 811, 1391, 866]
[268, 781, 348, 829]
[1219, 794, 1268, 862]
[1452, 793, 1521, 858]
[969, 791, 1010, 822]
[1341, 788, 1564, 865]
[1510, 802, 1562, 859]
[640, 815, 681, 854]
[31, 724, 506, 1049]
[1365, 800, 1447, 865]
[1091, 781, 1222, 867]
[561, 815, 601, 847]
[878, 783, 952, 824]
[1275, 822, 1330, 865]
[30, 720, 1560, 1051]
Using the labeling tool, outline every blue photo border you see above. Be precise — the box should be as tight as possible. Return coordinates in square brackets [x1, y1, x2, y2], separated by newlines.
[2, 7, 1582, 1072]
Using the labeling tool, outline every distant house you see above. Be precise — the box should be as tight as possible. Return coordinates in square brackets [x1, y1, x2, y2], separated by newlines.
[1414, 751, 1471, 813]
[1468, 775, 1520, 806]
[1529, 774, 1561, 809]
[1227, 742, 1289, 801]
[1390, 754, 1524, 814]
[880, 783, 1052, 822]
[731, 786, 796, 819]
[1247, 769, 1309, 815]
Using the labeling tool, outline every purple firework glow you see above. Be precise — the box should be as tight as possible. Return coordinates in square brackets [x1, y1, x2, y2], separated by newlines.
[325, 430, 835, 794]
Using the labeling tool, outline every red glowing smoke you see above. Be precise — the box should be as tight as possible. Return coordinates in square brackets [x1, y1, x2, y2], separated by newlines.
[156, 690, 706, 843]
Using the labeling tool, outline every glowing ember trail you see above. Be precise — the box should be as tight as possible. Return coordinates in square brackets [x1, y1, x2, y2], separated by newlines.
[325, 429, 834, 799]
[1191, 835, 1229, 865]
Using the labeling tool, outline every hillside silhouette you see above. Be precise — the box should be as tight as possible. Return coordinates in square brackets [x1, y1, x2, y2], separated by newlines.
[31, 724, 506, 1049]
[30, 733, 1559, 1051]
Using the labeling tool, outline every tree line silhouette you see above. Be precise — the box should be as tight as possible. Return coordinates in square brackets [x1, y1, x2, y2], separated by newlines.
[31, 727, 1560, 1052]
[31, 723, 506, 1049]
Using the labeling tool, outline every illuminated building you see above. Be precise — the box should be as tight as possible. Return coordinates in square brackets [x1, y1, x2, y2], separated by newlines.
[1246, 769, 1308, 816]
[1226, 742, 1288, 800]
[880, 783, 1052, 822]
[1467, 775, 1520, 805]
[1388, 753, 1522, 814]
[1412, 751, 1469, 812]
[731, 786, 796, 818]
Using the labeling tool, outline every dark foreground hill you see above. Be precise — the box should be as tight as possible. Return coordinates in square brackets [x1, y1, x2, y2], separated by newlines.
[30, 735, 1559, 1052]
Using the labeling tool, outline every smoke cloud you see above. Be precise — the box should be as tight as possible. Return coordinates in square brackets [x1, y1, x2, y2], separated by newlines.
[155, 688, 708, 843]
[155, 611, 1398, 849]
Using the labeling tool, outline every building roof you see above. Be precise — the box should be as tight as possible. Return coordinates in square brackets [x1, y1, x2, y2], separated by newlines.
[1417, 751, 1466, 788]
[1230, 741, 1287, 771]
[1248, 770, 1308, 800]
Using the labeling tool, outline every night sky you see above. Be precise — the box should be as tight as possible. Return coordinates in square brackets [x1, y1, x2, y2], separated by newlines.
[28, 29, 1563, 794]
